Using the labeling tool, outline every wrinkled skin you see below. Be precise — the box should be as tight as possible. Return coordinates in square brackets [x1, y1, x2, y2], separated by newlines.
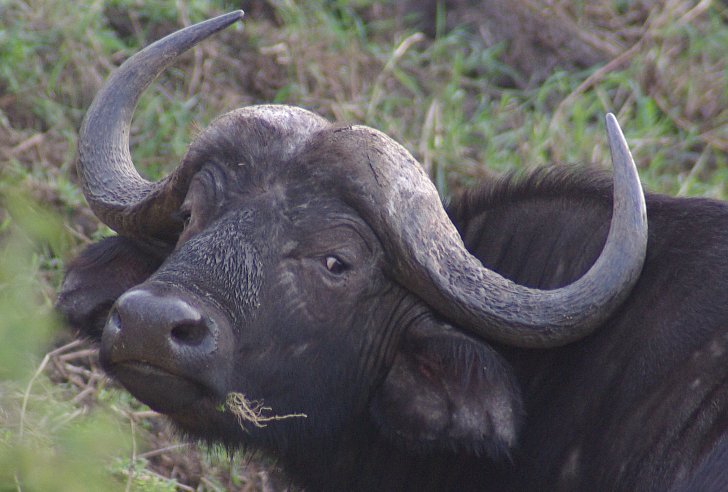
[126, 160, 423, 443]
[59, 108, 525, 490]
[61, 160, 728, 491]
[60, 160, 728, 491]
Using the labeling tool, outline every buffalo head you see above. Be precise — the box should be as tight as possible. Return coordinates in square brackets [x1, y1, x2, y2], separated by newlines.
[59, 10, 647, 477]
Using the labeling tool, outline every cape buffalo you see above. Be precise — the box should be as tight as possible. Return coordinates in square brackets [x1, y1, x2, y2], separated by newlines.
[58, 11, 728, 491]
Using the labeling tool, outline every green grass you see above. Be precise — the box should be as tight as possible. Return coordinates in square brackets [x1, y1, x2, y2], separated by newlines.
[1, 0, 727, 489]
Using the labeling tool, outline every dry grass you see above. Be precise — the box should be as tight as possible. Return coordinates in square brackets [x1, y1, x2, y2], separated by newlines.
[225, 393, 307, 431]
[5, 339, 293, 490]
[1, 0, 727, 490]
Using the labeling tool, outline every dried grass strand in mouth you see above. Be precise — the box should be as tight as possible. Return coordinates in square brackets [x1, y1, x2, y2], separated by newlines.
[225, 392, 307, 430]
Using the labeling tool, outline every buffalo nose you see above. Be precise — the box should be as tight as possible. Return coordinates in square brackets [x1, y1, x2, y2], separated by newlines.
[103, 288, 217, 364]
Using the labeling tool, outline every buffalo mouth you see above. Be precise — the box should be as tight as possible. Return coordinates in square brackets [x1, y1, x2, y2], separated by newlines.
[107, 361, 213, 414]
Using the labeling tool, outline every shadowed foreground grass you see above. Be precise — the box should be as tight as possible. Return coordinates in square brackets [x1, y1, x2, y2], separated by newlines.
[1, 0, 727, 489]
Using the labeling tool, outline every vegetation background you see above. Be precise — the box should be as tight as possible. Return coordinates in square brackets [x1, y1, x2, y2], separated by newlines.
[1, 0, 726, 489]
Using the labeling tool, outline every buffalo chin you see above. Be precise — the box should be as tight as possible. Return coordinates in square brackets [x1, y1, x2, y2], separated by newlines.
[110, 361, 209, 414]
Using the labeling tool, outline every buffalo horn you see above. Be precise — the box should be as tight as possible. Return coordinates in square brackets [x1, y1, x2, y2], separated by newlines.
[311, 114, 647, 348]
[77, 11, 244, 240]
[80, 12, 647, 348]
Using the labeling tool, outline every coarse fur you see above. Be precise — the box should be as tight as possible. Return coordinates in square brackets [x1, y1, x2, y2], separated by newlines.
[59, 160, 728, 490]
[450, 167, 728, 490]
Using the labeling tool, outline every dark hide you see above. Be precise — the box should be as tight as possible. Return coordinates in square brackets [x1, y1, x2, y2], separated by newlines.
[449, 167, 728, 491]
[669, 436, 728, 492]
[60, 167, 728, 490]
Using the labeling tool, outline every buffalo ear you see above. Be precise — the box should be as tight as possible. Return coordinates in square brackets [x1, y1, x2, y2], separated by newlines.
[369, 317, 523, 458]
[57, 236, 169, 341]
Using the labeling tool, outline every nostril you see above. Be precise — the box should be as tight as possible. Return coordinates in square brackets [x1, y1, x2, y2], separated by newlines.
[170, 320, 209, 346]
[106, 307, 122, 334]
[105, 288, 217, 357]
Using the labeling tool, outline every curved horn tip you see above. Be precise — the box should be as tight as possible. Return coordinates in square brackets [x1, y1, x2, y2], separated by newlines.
[605, 113, 633, 165]
[187, 10, 245, 36]
[76, 9, 245, 238]
[216, 10, 245, 25]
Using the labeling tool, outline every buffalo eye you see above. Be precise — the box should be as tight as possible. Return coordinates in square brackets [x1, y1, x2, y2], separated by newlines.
[324, 256, 347, 275]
